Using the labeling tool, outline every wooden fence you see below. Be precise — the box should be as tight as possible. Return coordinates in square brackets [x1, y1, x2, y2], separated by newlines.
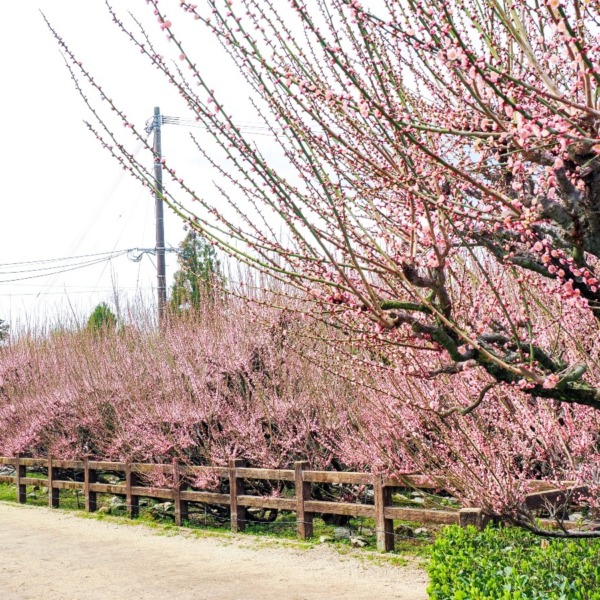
[0, 456, 579, 550]
[0, 455, 466, 551]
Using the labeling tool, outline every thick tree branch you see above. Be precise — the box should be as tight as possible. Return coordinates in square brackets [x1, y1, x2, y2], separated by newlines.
[438, 382, 497, 419]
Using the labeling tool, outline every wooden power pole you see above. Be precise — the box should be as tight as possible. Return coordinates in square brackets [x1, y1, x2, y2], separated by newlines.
[152, 106, 167, 323]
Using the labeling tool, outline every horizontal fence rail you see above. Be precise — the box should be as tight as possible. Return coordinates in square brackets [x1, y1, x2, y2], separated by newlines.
[0, 455, 465, 552]
[0, 456, 582, 550]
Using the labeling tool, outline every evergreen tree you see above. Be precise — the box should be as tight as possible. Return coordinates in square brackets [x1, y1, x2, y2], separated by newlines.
[86, 303, 117, 334]
[0, 319, 8, 341]
[170, 230, 222, 313]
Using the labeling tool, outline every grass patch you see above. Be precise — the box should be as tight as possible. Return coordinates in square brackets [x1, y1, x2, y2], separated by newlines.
[361, 552, 409, 568]
[0, 480, 84, 509]
[0, 482, 433, 561]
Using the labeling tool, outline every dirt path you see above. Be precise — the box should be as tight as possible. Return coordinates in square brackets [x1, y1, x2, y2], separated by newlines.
[0, 502, 428, 599]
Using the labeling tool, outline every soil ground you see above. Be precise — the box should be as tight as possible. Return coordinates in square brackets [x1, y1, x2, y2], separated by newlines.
[0, 502, 428, 599]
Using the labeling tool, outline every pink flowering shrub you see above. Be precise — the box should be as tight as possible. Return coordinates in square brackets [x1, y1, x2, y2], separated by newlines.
[0, 298, 352, 471]
[1, 290, 599, 527]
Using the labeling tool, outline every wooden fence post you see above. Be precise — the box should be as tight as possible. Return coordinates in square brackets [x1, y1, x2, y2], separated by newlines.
[173, 461, 188, 527]
[47, 456, 59, 508]
[229, 459, 246, 533]
[15, 453, 26, 504]
[294, 461, 313, 540]
[84, 458, 97, 512]
[125, 462, 139, 518]
[374, 474, 394, 552]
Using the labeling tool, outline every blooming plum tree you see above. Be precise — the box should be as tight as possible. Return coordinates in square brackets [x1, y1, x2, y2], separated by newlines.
[44, 0, 600, 534]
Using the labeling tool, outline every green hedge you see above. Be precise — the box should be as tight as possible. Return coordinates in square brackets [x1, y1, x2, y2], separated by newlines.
[427, 525, 600, 599]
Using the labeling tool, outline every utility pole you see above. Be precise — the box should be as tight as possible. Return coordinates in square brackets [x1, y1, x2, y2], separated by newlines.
[152, 106, 167, 324]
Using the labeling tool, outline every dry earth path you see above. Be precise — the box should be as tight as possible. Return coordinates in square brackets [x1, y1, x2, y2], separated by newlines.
[0, 502, 428, 599]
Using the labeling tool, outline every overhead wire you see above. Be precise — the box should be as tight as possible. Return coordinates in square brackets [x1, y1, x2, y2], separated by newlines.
[0, 253, 129, 285]
[40, 139, 148, 299]
[0, 254, 128, 276]
[0, 287, 155, 297]
[64, 139, 148, 259]
[0, 249, 132, 269]
[2, 116, 277, 305]
[92, 185, 148, 295]
[0, 248, 175, 286]
[162, 115, 283, 137]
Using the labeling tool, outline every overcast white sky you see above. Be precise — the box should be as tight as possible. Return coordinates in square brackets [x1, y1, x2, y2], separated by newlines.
[0, 1, 262, 330]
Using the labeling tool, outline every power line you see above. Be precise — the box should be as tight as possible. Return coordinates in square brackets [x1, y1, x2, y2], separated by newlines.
[62, 140, 147, 261]
[0, 248, 178, 285]
[91, 186, 149, 295]
[161, 115, 284, 137]
[0, 249, 131, 268]
[0, 254, 127, 284]
[8, 282, 154, 289]
[0, 255, 127, 276]
[0, 287, 156, 297]
[41, 140, 149, 302]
